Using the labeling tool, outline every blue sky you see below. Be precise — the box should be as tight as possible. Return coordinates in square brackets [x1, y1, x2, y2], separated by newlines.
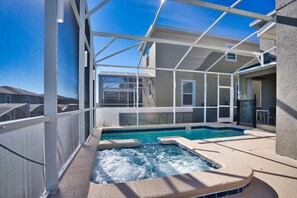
[0, 0, 275, 96]
[89, 0, 275, 71]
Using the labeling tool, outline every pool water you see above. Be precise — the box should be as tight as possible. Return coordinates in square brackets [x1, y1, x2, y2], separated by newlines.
[101, 128, 244, 143]
[92, 144, 217, 184]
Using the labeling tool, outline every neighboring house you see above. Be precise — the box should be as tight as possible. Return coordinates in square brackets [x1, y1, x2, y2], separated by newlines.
[0, 86, 79, 121]
[98, 71, 155, 107]
[139, 25, 260, 123]
[0, 86, 44, 104]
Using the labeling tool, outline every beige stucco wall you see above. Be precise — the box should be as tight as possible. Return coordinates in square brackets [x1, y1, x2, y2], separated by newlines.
[141, 43, 156, 77]
[142, 77, 156, 107]
[155, 70, 173, 107]
[153, 28, 259, 73]
[275, 0, 297, 160]
[261, 73, 276, 109]
[150, 27, 257, 108]
[260, 38, 276, 55]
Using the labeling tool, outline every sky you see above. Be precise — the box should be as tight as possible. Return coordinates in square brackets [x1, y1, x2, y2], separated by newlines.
[0, 0, 275, 96]
[89, 0, 275, 72]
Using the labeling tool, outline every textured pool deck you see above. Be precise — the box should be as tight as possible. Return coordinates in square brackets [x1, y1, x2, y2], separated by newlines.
[51, 123, 297, 198]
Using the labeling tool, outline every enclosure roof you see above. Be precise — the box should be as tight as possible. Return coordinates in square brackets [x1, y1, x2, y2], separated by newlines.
[139, 24, 259, 51]
[98, 71, 155, 78]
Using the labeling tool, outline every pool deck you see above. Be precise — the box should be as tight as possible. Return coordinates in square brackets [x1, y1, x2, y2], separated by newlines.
[51, 123, 297, 198]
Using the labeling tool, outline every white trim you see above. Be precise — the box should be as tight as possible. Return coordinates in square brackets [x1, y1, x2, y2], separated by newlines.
[174, 0, 272, 21]
[44, 0, 59, 193]
[0, 116, 50, 135]
[234, 62, 276, 75]
[203, 73, 207, 123]
[259, 80, 262, 107]
[94, 38, 116, 58]
[181, 80, 196, 106]
[69, 0, 80, 26]
[96, 63, 232, 75]
[85, 0, 109, 19]
[217, 74, 232, 122]
[173, 71, 176, 124]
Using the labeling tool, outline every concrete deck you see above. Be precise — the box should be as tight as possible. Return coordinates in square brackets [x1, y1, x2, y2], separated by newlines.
[52, 124, 297, 198]
[89, 137, 253, 198]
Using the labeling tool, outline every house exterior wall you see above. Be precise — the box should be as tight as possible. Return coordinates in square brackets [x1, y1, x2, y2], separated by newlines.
[153, 29, 259, 72]
[260, 38, 276, 55]
[275, 0, 297, 160]
[142, 77, 156, 107]
[0, 93, 43, 104]
[261, 73, 276, 109]
[155, 70, 173, 107]
[148, 27, 258, 110]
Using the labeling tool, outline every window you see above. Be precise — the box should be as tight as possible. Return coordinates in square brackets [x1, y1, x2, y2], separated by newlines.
[225, 44, 237, 62]
[148, 82, 152, 96]
[6, 95, 11, 103]
[145, 43, 151, 67]
[181, 80, 195, 106]
[26, 96, 30, 104]
[146, 55, 149, 67]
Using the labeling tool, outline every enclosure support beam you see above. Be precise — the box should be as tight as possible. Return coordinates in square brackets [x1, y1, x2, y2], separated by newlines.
[136, 67, 139, 126]
[217, 74, 220, 122]
[92, 31, 258, 57]
[79, 0, 86, 144]
[173, 70, 176, 124]
[89, 32, 94, 136]
[44, 0, 59, 194]
[174, 0, 272, 21]
[137, 1, 165, 67]
[233, 46, 276, 74]
[96, 63, 236, 76]
[94, 37, 116, 58]
[230, 74, 234, 122]
[96, 41, 144, 63]
[174, 0, 242, 70]
[204, 73, 207, 123]
[85, 0, 109, 19]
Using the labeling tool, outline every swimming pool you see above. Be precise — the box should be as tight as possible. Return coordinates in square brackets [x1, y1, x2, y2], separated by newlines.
[101, 126, 245, 143]
[92, 144, 217, 184]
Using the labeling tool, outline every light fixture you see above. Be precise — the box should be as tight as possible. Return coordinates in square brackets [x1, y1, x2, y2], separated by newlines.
[84, 51, 88, 67]
[93, 70, 96, 80]
[57, 0, 64, 23]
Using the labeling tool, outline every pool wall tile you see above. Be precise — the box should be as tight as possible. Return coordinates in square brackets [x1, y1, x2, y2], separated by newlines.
[193, 182, 250, 198]
[102, 126, 245, 134]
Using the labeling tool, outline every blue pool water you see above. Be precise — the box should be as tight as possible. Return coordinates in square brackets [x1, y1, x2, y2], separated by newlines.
[101, 128, 245, 143]
[92, 144, 217, 184]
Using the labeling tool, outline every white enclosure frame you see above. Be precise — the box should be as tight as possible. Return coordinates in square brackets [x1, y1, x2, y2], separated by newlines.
[0, 0, 278, 197]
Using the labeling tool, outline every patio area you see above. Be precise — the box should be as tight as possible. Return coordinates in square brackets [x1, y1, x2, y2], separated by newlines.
[1, 0, 297, 197]
[50, 124, 297, 198]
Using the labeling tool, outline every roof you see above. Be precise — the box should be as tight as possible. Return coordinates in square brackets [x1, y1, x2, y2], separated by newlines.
[139, 24, 259, 51]
[0, 86, 42, 97]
